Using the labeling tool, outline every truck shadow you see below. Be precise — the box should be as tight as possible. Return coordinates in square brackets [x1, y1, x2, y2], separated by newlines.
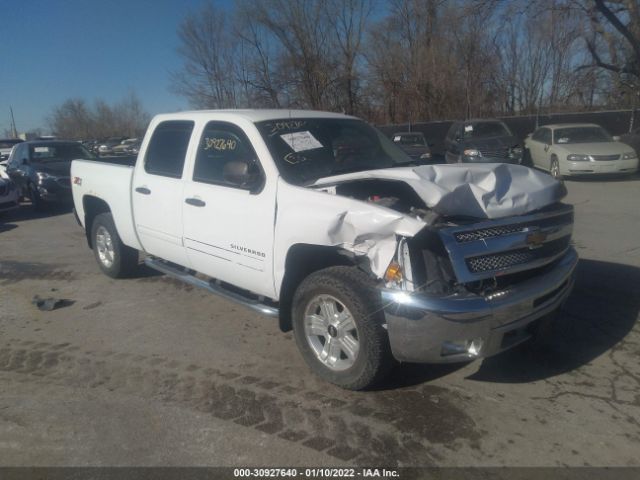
[379, 258, 639, 388]
[1, 202, 73, 222]
[566, 173, 640, 183]
[468, 258, 640, 383]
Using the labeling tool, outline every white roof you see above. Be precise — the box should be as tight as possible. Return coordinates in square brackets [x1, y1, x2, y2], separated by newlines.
[153, 109, 358, 123]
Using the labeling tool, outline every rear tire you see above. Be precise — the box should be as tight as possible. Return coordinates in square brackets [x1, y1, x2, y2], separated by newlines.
[91, 212, 138, 278]
[292, 266, 394, 390]
[28, 183, 45, 211]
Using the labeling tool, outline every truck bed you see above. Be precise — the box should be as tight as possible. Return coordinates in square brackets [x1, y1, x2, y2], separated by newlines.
[71, 158, 142, 251]
[89, 155, 137, 167]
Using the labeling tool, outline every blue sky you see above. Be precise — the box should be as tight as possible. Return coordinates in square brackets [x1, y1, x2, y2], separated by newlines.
[0, 0, 233, 134]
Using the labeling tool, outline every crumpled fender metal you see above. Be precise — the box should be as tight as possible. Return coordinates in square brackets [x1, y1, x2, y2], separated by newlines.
[273, 178, 425, 295]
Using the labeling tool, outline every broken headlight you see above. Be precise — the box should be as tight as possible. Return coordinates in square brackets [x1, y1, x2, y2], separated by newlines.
[384, 238, 415, 291]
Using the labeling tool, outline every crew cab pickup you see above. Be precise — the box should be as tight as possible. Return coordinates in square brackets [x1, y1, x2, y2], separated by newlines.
[71, 110, 577, 390]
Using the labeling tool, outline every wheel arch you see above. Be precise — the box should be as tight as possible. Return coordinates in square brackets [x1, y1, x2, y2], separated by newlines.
[277, 243, 370, 332]
[83, 195, 112, 249]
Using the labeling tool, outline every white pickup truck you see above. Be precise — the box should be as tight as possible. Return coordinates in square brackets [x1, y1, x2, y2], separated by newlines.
[71, 110, 578, 389]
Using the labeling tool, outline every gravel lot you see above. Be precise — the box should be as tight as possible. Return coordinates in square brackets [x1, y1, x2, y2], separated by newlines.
[0, 175, 639, 467]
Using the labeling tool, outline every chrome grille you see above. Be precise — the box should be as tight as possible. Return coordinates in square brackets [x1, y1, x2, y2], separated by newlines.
[466, 237, 571, 273]
[455, 224, 526, 243]
[591, 154, 620, 161]
[479, 148, 509, 159]
[454, 211, 573, 243]
[438, 204, 574, 283]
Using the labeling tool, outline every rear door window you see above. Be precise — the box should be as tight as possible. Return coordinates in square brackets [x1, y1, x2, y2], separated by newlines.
[144, 121, 194, 178]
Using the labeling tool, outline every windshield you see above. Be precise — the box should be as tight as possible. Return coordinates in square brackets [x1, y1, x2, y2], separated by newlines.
[463, 122, 511, 138]
[554, 126, 612, 144]
[394, 133, 426, 146]
[29, 143, 95, 161]
[255, 118, 412, 185]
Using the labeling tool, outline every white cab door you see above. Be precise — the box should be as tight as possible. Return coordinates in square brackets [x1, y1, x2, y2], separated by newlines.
[132, 120, 194, 267]
[182, 121, 276, 298]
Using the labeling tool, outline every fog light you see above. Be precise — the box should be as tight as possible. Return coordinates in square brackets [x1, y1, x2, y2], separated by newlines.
[467, 338, 484, 356]
[441, 338, 484, 357]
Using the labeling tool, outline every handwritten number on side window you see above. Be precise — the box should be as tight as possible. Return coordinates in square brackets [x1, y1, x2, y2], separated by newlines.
[204, 137, 237, 151]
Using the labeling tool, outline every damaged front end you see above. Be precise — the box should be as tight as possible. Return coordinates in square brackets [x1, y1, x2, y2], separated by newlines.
[306, 164, 578, 364]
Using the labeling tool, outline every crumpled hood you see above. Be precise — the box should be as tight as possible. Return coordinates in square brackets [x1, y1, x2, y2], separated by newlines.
[312, 163, 566, 220]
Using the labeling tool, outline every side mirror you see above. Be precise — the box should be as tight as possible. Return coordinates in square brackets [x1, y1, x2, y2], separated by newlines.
[223, 160, 259, 190]
[612, 135, 621, 141]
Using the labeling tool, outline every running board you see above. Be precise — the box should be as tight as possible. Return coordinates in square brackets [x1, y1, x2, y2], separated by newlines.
[144, 257, 279, 318]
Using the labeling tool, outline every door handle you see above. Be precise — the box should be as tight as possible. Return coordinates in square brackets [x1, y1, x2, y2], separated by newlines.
[185, 197, 206, 207]
[135, 186, 151, 195]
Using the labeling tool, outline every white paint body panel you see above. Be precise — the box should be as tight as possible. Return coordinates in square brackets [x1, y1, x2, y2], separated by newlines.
[70, 160, 142, 251]
[273, 178, 425, 297]
[181, 118, 279, 298]
[72, 109, 566, 303]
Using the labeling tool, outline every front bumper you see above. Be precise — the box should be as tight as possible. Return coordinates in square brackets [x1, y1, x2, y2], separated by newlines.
[381, 248, 578, 363]
[564, 158, 638, 176]
[461, 156, 521, 164]
[37, 178, 73, 202]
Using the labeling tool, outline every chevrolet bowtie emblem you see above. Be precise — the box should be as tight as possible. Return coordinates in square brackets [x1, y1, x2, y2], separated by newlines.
[526, 231, 547, 248]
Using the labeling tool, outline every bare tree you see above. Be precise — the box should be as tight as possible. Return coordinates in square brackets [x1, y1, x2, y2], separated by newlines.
[49, 98, 93, 139]
[326, 0, 374, 114]
[249, 0, 336, 109]
[168, 0, 631, 124]
[171, 2, 240, 108]
[49, 93, 149, 140]
[235, 3, 284, 107]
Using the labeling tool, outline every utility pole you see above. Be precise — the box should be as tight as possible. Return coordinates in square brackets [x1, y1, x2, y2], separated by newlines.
[9, 106, 18, 138]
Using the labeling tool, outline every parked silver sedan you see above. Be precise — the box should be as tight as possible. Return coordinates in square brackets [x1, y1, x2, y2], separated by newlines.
[524, 123, 638, 179]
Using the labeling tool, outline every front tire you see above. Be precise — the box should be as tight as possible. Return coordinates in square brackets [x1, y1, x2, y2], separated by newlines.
[91, 212, 138, 278]
[550, 156, 563, 180]
[292, 266, 394, 390]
